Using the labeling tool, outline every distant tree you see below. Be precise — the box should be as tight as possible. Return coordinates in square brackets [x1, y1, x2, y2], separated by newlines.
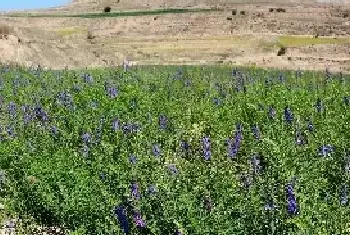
[104, 6, 111, 13]
[277, 47, 287, 56]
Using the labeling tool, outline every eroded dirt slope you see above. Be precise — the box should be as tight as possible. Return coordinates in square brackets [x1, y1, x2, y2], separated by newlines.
[0, 1, 349, 72]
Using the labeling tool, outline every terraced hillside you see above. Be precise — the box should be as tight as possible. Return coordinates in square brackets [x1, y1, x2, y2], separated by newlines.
[0, 0, 349, 72]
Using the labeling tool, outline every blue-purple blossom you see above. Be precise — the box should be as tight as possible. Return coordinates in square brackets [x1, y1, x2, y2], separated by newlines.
[152, 144, 161, 157]
[236, 122, 243, 133]
[264, 201, 277, 211]
[168, 164, 179, 175]
[33, 105, 48, 121]
[344, 151, 350, 174]
[268, 106, 276, 120]
[159, 115, 168, 130]
[307, 120, 314, 132]
[114, 205, 130, 234]
[315, 98, 323, 112]
[56, 92, 73, 107]
[51, 126, 58, 136]
[21, 105, 30, 113]
[132, 210, 146, 228]
[180, 140, 190, 152]
[284, 107, 293, 124]
[147, 184, 157, 195]
[174, 229, 183, 235]
[131, 182, 140, 200]
[81, 145, 89, 158]
[122, 123, 131, 135]
[6, 126, 14, 137]
[250, 154, 263, 174]
[232, 68, 237, 77]
[318, 145, 335, 157]
[83, 74, 93, 83]
[340, 184, 348, 206]
[204, 149, 211, 161]
[72, 84, 81, 93]
[252, 124, 260, 140]
[23, 113, 31, 125]
[286, 183, 298, 215]
[100, 172, 106, 181]
[81, 133, 91, 144]
[129, 154, 137, 165]
[295, 130, 305, 145]
[202, 136, 211, 160]
[184, 79, 192, 87]
[278, 73, 285, 83]
[227, 138, 238, 159]
[240, 174, 252, 189]
[107, 87, 118, 99]
[7, 101, 16, 116]
[213, 97, 222, 106]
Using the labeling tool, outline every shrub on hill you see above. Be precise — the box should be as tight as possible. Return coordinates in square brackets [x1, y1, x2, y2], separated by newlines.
[104, 6, 111, 13]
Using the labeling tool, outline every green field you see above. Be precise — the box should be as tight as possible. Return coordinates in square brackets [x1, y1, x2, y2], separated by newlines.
[6, 8, 222, 18]
[0, 65, 349, 235]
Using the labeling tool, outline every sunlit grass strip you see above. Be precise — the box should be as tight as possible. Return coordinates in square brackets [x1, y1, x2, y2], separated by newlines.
[6, 8, 222, 18]
[55, 27, 87, 36]
[278, 35, 350, 46]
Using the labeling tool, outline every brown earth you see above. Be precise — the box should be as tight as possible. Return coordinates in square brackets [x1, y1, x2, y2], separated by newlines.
[0, 0, 350, 73]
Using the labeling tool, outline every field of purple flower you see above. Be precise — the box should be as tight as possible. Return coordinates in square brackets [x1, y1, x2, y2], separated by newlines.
[0, 64, 349, 235]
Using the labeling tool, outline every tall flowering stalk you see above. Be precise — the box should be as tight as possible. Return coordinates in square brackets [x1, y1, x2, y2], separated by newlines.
[284, 107, 293, 124]
[132, 210, 146, 228]
[114, 204, 130, 234]
[286, 182, 298, 215]
[202, 136, 211, 161]
[130, 182, 140, 200]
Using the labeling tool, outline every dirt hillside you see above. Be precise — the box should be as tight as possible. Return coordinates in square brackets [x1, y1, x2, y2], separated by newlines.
[0, 0, 349, 73]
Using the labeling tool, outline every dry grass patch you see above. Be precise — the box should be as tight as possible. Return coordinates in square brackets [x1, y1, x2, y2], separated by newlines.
[55, 27, 87, 36]
[278, 35, 350, 46]
[0, 25, 12, 35]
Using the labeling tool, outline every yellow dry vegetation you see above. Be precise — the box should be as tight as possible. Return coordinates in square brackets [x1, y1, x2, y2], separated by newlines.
[55, 27, 87, 36]
[278, 35, 350, 46]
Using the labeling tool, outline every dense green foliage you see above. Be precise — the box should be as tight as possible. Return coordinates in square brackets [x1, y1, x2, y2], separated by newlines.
[0, 65, 349, 235]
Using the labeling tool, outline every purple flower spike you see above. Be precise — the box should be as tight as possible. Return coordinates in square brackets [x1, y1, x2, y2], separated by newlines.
[318, 145, 335, 157]
[268, 106, 276, 120]
[159, 115, 168, 130]
[131, 182, 140, 200]
[114, 205, 130, 234]
[295, 130, 305, 145]
[81, 133, 91, 144]
[252, 124, 260, 140]
[284, 107, 293, 124]
[180, 140, 190, 151]
[51, 126, 58, 136]
[286, 183, 298, 215]
[168, 164, 179, 175]
[227, 138, 239, 159]
[107, 87, 118, 99]
[133, 210, 146, 228]
[152, 144, 161, 157]
[147, 184, 157, 195]
[204, 150, 211, 161]
[340, 184, 348, 206]
[112, 119, 120, 131]
[315, 98, 323, 112]
[307, 120, 314, 132]
[129, 154, 137, 165]
[264, 201, 277, 211]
